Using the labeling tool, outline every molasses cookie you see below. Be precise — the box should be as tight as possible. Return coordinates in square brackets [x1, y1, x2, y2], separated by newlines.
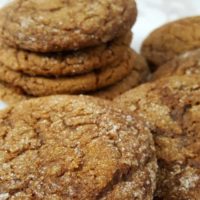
[0, 49, 134, 96]
[92, 52, 149, 100]
[1, 0, 137, 52]
[114, 75, 200, 200]
[0, 82, 27, 105]
[152, 49, 200, 80]
[0, 95, 157, 200]
[0, 33, 132, 76]
[141, 16, 200, 70]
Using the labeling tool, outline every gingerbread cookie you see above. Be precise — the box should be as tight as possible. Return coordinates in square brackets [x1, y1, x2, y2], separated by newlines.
[152, 49, 200, 80]
[1, 0, 137, 52]
[0, 95, 157, 200]
[141, 16, 200, 70]
[92, 52, 149, 100]
[0, 49, 134, 96]
[114, 75, 200, 200]
[0, 33, 132, 76]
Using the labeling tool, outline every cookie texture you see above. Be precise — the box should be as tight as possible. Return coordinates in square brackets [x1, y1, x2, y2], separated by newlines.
[0, 33, 132, 76]
[141, 16, 200, 70]
[114, 76, 200, 200]
[1, 0, 137, 52]
[152, 49, 200, 80]
[0, 49, 134, 96]
[92, 52, 149, 100]
[0, 95, 157, 200]
[0, 82, 27, 105]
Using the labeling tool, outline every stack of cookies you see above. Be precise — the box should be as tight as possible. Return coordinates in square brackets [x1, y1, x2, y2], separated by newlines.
[0, 0, 149, 103]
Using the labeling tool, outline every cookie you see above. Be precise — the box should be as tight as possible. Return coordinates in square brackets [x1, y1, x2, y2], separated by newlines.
[0, 95, 157, 200]
[141, 16, 200, 70]
[0, 49, 134, 96]
[1, 0, 137, 52]
[152, 49, 200, 80]
[0, 33, 132, 76]
[0, 82, 27, 105]
[114, 75, 200, 200]
[92, 52, 149, 100]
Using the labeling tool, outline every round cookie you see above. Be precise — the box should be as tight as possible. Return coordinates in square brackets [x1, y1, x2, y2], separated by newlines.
[0, 33, 132, 76]
[0, 82, 28, 106]
[0, 95, 157, 200]
[114, 75, 200, 200]
[1, 0, 137, 52]
[152, 49, 200, 80]
[141, 16, 200, 70]
[92, 52, 149, 100]
[0, 49, 134, 96]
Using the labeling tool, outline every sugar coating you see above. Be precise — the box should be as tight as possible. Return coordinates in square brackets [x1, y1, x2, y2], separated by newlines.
[114, 75, 200, 199]
[152, 48, 200, 80]
[180, 173, 199, 190]
[142, 16, 200, 70]
[1, 0, 137, 52]
[0, 95, 157, 199]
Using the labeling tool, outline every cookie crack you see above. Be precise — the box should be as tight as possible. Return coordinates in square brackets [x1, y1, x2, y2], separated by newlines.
[96, 165, 132, 199]
[96, 153, 155, 199]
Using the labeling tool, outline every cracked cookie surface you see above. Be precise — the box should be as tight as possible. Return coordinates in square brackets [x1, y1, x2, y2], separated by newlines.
[0, 33, 132, 76]
[152, 49, 200, 80]
[0, 49, 134, 96]
[0, 95, 157, 200]
[141, 16, 200, 70]
[1, 0, 137, 52]
[114, 76, 200, 200]
[92, 52, 149, 100]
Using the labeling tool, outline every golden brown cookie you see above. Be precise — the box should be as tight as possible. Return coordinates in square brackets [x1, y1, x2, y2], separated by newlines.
[0, 95, 157, 200]
[114, 75, 200, 200]
[141, 16, 200, 70]
[92, 52, 149, 100]
[1, 0, 137, 52]
[0, 49, 134, 96]
[0, 33, 132, 76]
[152, 49, 200, 80]
[0, 82, 28, 105]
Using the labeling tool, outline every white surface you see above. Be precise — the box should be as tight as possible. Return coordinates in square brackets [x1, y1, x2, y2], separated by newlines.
[0, 0, 200, 109]
[132, 0, 200, 51]
[0, 0, 11, 7]
[0, 101, 8, 110]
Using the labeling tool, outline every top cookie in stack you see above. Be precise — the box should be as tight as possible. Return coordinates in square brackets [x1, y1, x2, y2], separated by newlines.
[2, 0, 136, 52]
[0, 0, 147, 100]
